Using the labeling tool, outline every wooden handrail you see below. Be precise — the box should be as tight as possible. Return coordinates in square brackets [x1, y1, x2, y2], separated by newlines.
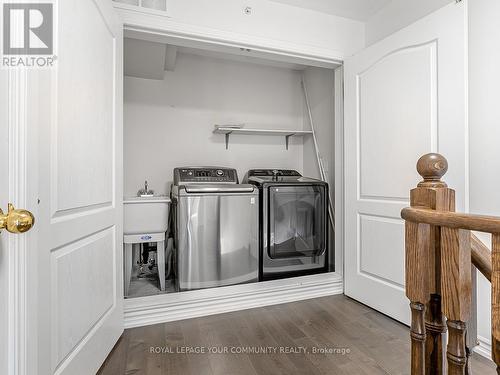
[401, 208, 494, 281]
[401, 207, 500, 234]
[471, 234, 493, 282]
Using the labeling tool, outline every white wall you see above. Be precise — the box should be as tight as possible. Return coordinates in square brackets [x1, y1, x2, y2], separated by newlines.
[302, 67, 335, 186]
[469, 0, 500, 352]
[124, 52, 327, 196]
[365, 0, 453, 46]
[302, 67, 336, 269]
[116, 0, 365, 59]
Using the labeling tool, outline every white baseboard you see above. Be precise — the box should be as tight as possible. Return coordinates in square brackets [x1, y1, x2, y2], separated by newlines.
[124, 272, 343, 329]
[474, 335, 492, 361]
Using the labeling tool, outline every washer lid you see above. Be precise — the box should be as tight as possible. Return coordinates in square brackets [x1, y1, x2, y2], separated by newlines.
[183, 184, 256, 193]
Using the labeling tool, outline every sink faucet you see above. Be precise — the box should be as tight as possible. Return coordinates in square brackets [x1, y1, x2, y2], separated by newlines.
[137, 180, 154, 197]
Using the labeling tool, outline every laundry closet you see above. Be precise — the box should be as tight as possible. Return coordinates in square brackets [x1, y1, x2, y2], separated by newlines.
[122, 36, 340, 299]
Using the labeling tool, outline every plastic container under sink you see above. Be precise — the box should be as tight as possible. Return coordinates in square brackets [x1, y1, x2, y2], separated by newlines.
[123, 195, 170, 235]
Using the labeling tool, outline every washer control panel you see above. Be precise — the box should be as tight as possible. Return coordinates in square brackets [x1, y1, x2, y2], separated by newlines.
[174, 167, 238, 184]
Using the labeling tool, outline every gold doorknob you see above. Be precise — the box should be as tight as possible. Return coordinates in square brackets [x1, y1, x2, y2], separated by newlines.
[0, 203, 35, 234]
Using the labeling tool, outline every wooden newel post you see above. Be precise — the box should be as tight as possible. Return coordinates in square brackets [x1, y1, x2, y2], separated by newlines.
[407, 153, 453, 374]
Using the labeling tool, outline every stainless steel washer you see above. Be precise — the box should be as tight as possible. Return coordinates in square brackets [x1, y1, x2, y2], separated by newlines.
[171, 167, 259, 291]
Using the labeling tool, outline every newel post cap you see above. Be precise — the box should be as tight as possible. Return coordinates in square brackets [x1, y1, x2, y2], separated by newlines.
[416, 153, 448, 188]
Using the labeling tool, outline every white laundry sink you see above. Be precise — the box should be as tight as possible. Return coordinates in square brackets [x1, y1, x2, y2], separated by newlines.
[123, 196, 171, 235]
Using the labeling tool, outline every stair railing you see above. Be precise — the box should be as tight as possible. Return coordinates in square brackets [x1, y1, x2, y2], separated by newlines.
[401, 153, 498, 375]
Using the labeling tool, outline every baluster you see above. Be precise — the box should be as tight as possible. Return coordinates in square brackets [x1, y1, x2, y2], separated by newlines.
[405, 221, 431, 374]
[441, 227, 472, 375]
[411, 153, 453, 374]
[466, 264, 478, 375]
[492, 234, 500, 374]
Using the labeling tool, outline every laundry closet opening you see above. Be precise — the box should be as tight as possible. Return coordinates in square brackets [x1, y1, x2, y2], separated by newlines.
[122, 36, 341, 299]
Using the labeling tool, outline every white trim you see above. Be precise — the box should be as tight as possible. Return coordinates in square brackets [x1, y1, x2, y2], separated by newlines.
[474, 335, 492, 361]
[115, 8, 344, 68]
[124, 232, 164, 243]
[112, 2, 171, 18]
[124, 272, 343, 329]
[463, 0, 470, 214]
[334, 66, 345, 276]
[7, 70, 29, 375]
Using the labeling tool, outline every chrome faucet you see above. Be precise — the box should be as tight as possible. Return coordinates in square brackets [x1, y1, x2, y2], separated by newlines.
[137, 180, 154, 197]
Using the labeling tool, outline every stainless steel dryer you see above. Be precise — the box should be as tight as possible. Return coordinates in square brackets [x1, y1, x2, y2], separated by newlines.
[171, 167, 259, 291]
[244, 169, 328, 280]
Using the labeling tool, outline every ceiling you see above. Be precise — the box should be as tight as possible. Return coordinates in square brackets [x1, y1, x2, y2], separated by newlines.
[269, 0, 391, 21]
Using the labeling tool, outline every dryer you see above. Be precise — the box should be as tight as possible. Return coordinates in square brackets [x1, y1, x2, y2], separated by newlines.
[244, 169, 328, 280]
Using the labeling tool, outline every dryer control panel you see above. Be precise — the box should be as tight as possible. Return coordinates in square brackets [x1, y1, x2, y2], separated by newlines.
[246, 169, 301, 177]
[173, 167, 238, 185]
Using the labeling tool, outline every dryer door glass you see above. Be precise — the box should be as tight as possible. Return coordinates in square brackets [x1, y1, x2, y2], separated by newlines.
[268, 185, 326, 259]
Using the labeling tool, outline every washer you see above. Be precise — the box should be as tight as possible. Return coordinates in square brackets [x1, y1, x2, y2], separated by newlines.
[171, 167, 259, 291]
[244, 169, 328, 280]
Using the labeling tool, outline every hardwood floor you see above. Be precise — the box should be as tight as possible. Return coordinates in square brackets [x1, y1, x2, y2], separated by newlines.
[98, 295, 496, 375]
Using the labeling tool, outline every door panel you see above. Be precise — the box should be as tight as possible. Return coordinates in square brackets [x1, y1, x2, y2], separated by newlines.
[52, 228, 115, 365]
[33, 1, 123, 374]
[344, 2, 467, 323]
[359, 214, 405, 288]
[359, 41, 437, 201]
[55, 0, 115, 213]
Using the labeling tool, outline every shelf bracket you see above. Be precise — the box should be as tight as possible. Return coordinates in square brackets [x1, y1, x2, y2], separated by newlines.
[225, 132, 231, 150]
[285, 134, 295, 150]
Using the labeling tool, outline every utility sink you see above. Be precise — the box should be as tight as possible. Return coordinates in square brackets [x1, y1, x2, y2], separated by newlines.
[123, 195, 171, 235]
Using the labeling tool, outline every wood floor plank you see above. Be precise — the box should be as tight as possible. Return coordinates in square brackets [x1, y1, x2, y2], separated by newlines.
[199, 313, 258, 375]
[162, 317, 190, 374]
[98, 295, 497, 375]
[178, 319, 214, 375]
[238, 308, 295, 375]
[315, 299, 409, 374]
[142, 324, 165, 375]
[287, 298, 389, 374]
[252, 305, 323, 375]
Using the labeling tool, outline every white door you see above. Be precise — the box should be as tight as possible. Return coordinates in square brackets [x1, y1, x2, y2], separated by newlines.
[344, 2, 467, 324]
[22, 1, 123, 374]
